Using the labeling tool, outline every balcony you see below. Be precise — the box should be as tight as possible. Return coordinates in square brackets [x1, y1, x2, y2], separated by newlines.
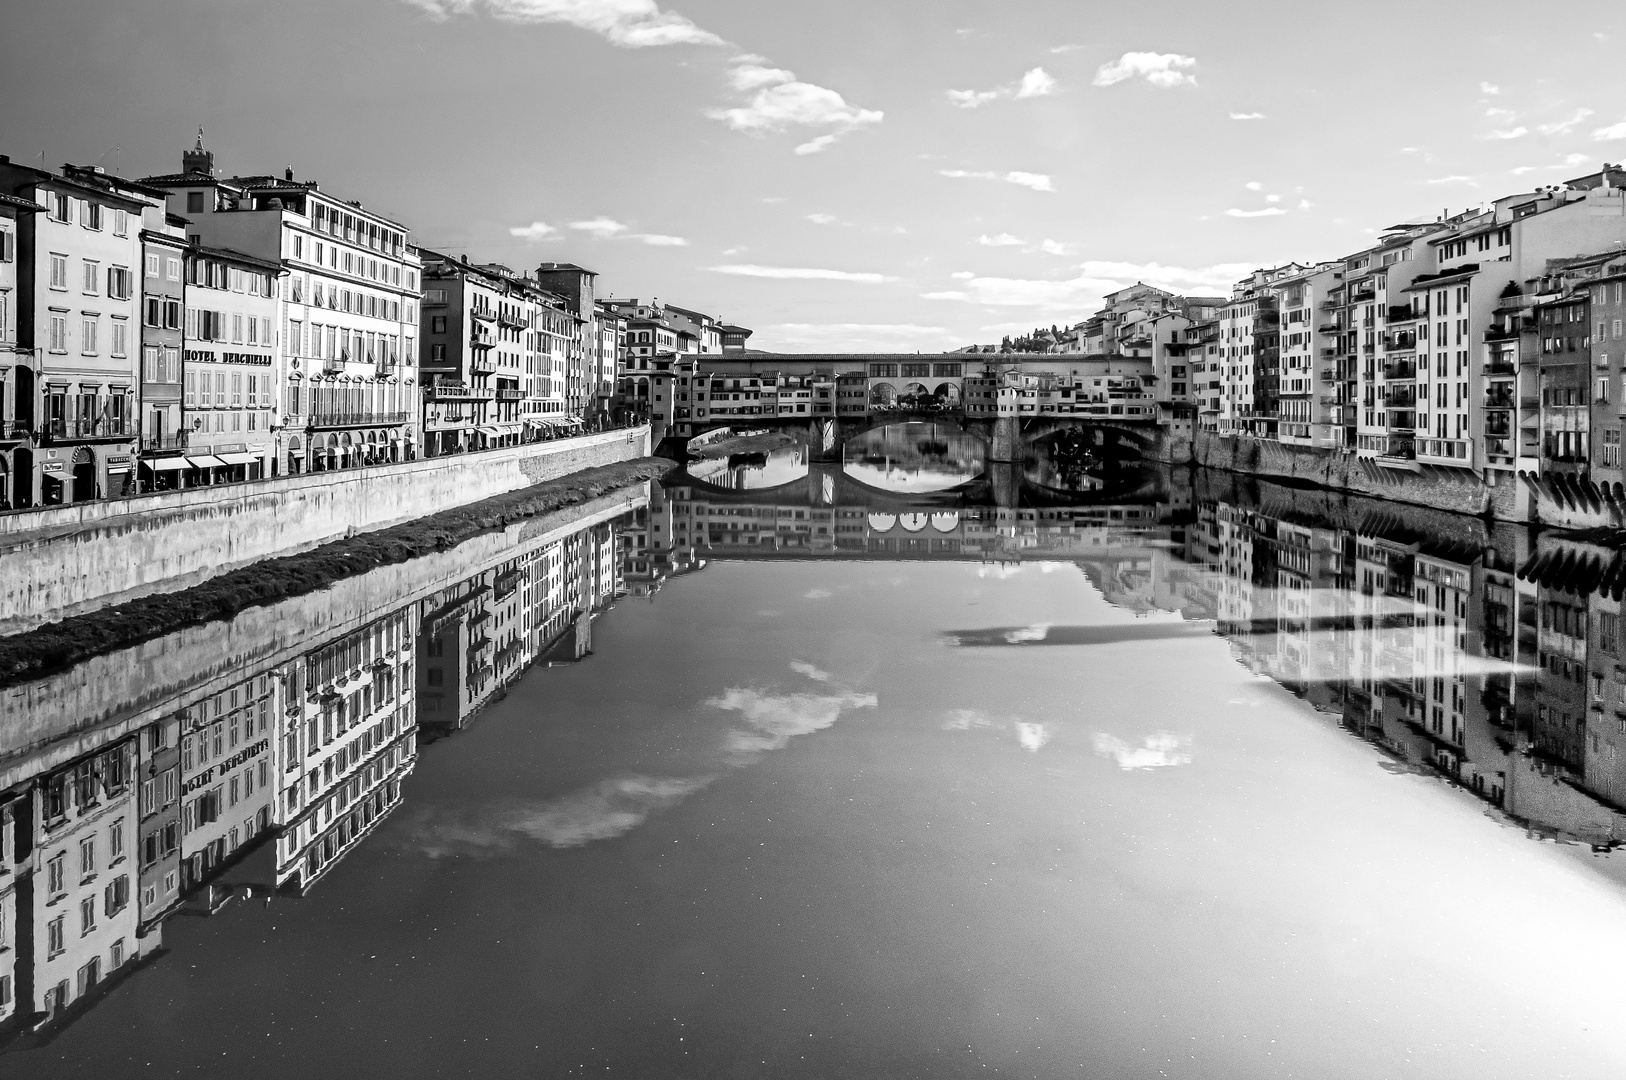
[308, 411, 412, 430]
[498, 313, 527, 331]
[495, 388, 525, 401]
[1483, 357, 1516, 376]
[1318, 322, 1341, 334]
[1387, 333, 1417, 351]
[42, 415, 134, 444]
[470, 357, 497, 375]
[1319, 369, 1338, 384]
[1484, 323, 1524, 342]
[375, 361, 399, 379]
[426, 383, 496, 402]
[1319, 300, 1340, 311]
[1484, 387, 1516, 409]
[1378, 435, 1417, 460]
[470, 309, 496, 324]
[1384, 360, 1417, 381]
[1350, 287, 1375, 303]
[322, 357, 346, 374]
[1384, 387, 1416, 408]
[141, 432, 189, 451]
[1386, 305, 1418, 324]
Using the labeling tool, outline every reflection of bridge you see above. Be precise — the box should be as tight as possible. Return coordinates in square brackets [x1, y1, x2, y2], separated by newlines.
[672, 457, 1171, 512]
[662, 412, 1174, 466]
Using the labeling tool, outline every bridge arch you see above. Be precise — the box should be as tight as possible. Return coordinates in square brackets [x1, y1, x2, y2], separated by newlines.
[869, 382, 897, 407]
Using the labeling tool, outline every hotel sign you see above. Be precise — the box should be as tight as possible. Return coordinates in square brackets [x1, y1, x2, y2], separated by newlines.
[182, 737, 269, 795]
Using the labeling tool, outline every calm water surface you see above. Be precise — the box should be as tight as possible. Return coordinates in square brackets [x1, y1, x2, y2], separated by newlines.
[7, 456, 1626, 1078]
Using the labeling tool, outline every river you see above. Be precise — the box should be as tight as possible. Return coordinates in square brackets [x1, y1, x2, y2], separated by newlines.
[4, 431, 1626, 1078]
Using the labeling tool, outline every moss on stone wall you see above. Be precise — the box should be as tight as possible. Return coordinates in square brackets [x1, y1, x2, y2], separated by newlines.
[0, 456, 678, 686]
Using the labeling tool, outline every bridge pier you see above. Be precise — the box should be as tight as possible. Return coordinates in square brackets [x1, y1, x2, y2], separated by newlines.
[989, 463, 1022, 509]
[988, 415, 1025, 463]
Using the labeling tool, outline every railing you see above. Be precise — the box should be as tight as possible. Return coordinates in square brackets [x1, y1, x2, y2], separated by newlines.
[1483, 358, 1516, 376]
[1484, 389, 1515, 409]
[141, 432, 190, 451]
[1386, 305, 1417, 323]
[1384, 388, 1416, 408]
[1384, 360, 1417, 380]
[495, 388, 525, 401]
[375, 361, 398, 378]
[426, 384, 497, 401]
[1319, 370, 1338, 383]
[1387, 333, 1417, 350]
[470, 309, 496, 323]
[0, 420, 33, 439]
[1484, 324, 1523, 342]
[308, 411, 411, 429]
[322, 357, 345, 374]
[470, 358, 496, 374]
[1318, 322, 1341, 334]
[41, 416, 133, 443]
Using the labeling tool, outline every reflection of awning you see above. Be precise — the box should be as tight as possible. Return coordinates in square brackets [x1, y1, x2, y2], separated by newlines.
[144, 457, 190, 471]
[185, 455, 228, 468]
[476, 426, 501, 437]
[559, 416, 584, 426]
[218, 452, 259, 465]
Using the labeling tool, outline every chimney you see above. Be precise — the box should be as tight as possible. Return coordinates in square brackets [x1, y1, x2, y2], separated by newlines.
[182, 127, 215, 177]
[285, 166, 294, 182]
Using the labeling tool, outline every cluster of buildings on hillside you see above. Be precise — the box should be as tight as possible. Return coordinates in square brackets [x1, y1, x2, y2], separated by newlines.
[0, 135, 750, 509]
[1034, 165, 1626, 497]
[0, 506, 624, 1043]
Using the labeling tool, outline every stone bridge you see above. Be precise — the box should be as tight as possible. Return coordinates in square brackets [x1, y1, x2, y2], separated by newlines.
[663, 412, 1176, 466]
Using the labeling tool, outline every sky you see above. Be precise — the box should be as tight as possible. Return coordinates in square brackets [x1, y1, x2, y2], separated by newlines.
[3, 1, 1625, 352]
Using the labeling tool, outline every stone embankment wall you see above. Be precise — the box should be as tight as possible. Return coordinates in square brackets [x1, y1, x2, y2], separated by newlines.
[1, 427, 649, 633]
[1193, 431, 1520, 521]
[0, 489, 647, 789]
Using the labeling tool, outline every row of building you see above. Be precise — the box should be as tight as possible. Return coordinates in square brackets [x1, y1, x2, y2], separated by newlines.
[0, 134, 751, 509]
[0, 500, 627, 1042]
[1049, 165, 1626, 506]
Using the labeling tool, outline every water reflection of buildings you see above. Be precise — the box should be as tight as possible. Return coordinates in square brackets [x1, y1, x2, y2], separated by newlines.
[0, 500, 634, 1049]
[638, 466, 1626, 849]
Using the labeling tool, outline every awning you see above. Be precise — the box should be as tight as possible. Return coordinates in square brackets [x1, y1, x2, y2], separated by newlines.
[144, 457, 190, 471]
[560, 416, 584, 425]
[185, 455, 228, 468]
[217, 452, 259, 465]
[476, 426, 501, 437]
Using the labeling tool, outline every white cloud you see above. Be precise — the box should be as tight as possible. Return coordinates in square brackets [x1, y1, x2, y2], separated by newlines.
[1426, 175, 1478, 185]
[508, 220, 558, 241]
[1093, 732, 1192, 770]
[1244, 181, 1262, 190]
[570, 216, 628, 236]
[1038, 239, 1071, 255]
[631, 233, 687, 246]
[794, 134, 840, 156]
[764, 323, 955, 349]
[1297, 198, 1313, 211]
[1092, 51, 1197, 88]
[1594, 120, 1626, 141]
[708, 686, 878, 759]
[803, 587, 832, 598]
[790, 660, 831, 682]
[1015, 722, 1050, 752]
[1016, 67, 1057, 99]
[948, 66, 1057, 109]
[978, 232, 1024, 246]
[939, 169, 1054, 192]
[947, 88, 1004, 109]
[1485, 107, 1516, 120]
[1565, 152, 1590, 165]
[721, 246, 744, 255]
[950, 271, 975, 280]
[1003, 623, 1051, 643]
[1224, 207, 1288, 218]
[1229, 111, 1264, 120]
[924, 259, 1254, 310]
[710, 264, 897, 283]
[709, 56, 883, 153]
[1049, 43, 1084, 54]
[806, 213, 837, 225]
[1264, 193, 1281, 203]
[402, 0, 724, 48]
[1481, 81, 1501, 95]
[1539, 108, 1594, 135]
[1486, 126, 1529, 140]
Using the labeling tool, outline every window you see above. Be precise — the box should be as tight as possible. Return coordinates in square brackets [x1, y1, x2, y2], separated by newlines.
[111, 319, 127, 358]
[47, 853, 66, 895]
[187, 191, 205, 214]
[83, 260, 99, 294]
[50, 253, 68, 289]
[80, 896, 96, 935]
[80, 835, 95, 877]
[108, 266, 132, 300]
[146, 253, 160, 278]
[84, 202, 102, 230]
[110, 818, 125, 861]
[166, 256, 181, 281]
[47, 916, 64, 957]
[50, 193, 71, 222]
[81, 316, 98, 355]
